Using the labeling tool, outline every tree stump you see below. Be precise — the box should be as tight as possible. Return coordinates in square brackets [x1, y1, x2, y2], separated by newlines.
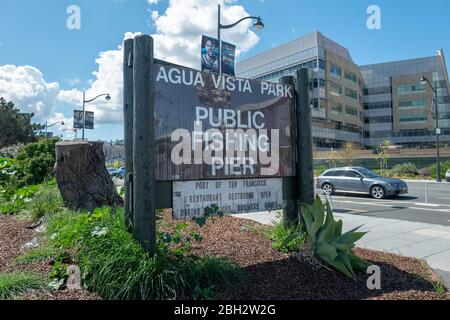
[54, 141, 123, 212]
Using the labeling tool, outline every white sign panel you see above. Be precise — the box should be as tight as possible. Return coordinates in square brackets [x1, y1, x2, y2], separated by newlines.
[173, 178, 283, 219]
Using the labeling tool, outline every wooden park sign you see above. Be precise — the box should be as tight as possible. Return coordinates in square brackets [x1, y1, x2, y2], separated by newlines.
[123, 35, 314, 253]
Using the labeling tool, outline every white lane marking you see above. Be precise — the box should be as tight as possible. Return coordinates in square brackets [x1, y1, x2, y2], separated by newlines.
[413, 229, 450, 239]
[329, 196, 450, 208]
[414, 203, 440, 207]
[332, 199, 450, 214]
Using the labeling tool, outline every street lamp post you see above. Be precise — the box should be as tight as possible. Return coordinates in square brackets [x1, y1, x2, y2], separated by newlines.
[420, 76, 441, 182]
[82, 92, 111, 140]
[217, 4, 264, 74]
[45, 120, 65, 138]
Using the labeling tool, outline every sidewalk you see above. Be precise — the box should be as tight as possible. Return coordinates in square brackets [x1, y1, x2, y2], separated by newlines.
[232, 210, 450, 287]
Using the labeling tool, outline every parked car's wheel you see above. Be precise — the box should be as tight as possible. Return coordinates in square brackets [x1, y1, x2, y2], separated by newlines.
[370, 185, 385, 199]
[322, 183, 334, 196]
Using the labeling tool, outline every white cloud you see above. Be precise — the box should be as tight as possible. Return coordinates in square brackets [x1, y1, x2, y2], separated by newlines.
[151, 0, 260, 68]
[0, 65, 61, 121]
[0, 1, 260, 131]
[147, 0, 160, 4]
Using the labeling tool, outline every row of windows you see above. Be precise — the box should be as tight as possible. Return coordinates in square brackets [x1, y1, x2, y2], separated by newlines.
[399, 114, 428, 123]
[345, 88, 358, 99]
[329, 103, 359, 117]
[398, 83, 427, 95]
[344, 71, 358, 83]
[257, 59, 326, 82]
[398, 99, 427, 109]
[330, 64, 342, 77]
[313, 119, 361, 133]
[330, 64, 358, 84]
[329, 81, 359, 100]
[365, 128, 450, 139]
[364, 87, 391, 96]
[364, 116, 392, 124]
[364, 101, 391, 110]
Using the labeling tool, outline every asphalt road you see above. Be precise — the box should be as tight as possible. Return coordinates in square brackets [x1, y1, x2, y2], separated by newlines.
[320, 181, 450, 227]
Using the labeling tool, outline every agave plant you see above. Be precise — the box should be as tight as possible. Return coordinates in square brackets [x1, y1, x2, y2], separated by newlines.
[299, 195, 370, 278]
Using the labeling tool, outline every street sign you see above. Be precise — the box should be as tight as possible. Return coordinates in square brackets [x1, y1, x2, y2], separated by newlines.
[436, 128, 441, 135]
[73, 110, 83, 129]
[220, 41, 236, 76]
[154, 63, 296, 181]
[85, 111, 94, 130]
[73, 110, 94, 130]
[173, 178, 283, 218]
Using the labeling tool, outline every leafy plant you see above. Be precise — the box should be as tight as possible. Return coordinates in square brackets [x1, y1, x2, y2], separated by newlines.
[45, 207, 241, 300]
[430, 160, 450, 180]
[390, 162, 418, 176]
[0, 157, 16, 183]
[0, 185, 39, 215]
[268, 220, 305, 253]
[0, 272, 44, 299]
[192, 204, 224, 227]
[299, 196, 370, 278]
[11, 138, 59, 187]
[28, 185, 63, 221]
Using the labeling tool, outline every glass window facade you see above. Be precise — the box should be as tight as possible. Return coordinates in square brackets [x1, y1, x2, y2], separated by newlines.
[344, 70, 357, 82]
[398, 83, 426, 95]
[331, 101, 343, 114]
[399, 114, 428, 123]
[330, 64, 342, 78]
[398, 99, 427, 109]
[330, 82, 342, 96]
[345, 88, 358, 99]
[345, 106, 358, 116]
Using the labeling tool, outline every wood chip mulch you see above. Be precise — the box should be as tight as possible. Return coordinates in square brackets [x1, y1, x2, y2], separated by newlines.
[163, 213, 449, 300]
[0, 215, 98, 300]
[1, 213, 449, 300]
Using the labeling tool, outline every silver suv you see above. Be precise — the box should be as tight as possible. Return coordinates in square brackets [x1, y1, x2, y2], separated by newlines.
[446, 169, 450, 182]
[317, 167, 408, 199]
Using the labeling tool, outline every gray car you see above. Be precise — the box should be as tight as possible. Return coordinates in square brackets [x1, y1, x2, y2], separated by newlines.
[316, 167, 408, 199]
[446, 169, 450, 182]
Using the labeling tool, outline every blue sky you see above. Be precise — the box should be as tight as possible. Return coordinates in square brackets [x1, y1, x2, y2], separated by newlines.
[0, 0, 449, 141]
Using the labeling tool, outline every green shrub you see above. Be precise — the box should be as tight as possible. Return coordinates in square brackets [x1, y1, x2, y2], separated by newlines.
[300, 196, 370, 278]
[45, 207, 242, 300]
[11, 138, 59, 187]
[0, 272, 45, 300]
[268, 220, 305, 253]
[390, 162, 418, 176]
[14, 246, 55, 266]
[0, 184, 39, 215]
[28, 185, 63, 221]
[0, 158, 16, 184]
[430, 161, 450, 180]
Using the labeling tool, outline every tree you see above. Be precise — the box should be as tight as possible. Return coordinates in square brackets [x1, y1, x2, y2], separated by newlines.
[376, 140, 391, 173]
[339, 143, 358, 167]
[0, 97, 37, 148]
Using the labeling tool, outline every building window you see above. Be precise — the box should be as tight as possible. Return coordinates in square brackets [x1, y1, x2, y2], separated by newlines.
[330, 82, 342, 96]
[330, 64, 342, 78]
[345, 88, 358, 99]
[364, 87, 391, 95]
[313, 78, 326, 88]
[344, 71, 357, 83]
[398, 99, 427, 109]
[398, 83, 426, 95]
[331, 102, 343, 115]
[319, 59, 325, 70]
[399, 114, 427, 123]
[345, 106, 358, 116]
[364, 116, 392, 124]
[364, 101, 392, 110]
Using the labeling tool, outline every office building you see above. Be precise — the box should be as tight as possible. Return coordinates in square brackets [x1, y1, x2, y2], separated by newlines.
[236, 31, 450, 149]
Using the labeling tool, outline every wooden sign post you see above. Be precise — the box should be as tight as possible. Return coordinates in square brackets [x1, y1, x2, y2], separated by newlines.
[123, 34, 314, 254]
